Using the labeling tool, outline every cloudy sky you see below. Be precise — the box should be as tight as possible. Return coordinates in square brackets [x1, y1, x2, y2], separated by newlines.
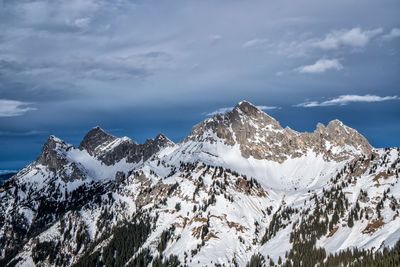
[0, 0, 399, 169]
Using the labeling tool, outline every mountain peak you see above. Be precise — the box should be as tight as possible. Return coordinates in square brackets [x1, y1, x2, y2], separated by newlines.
[155, 133, 174, 145]
[234, 100, 257, 111]
[143, 133, 175, 152]
[184, 101, 372, 162]
[47, 135, 63, 143]
[155, 133, 167, 140]
[78, 126, 116, 155]
[35, 135, 82, 180]
[186, 100, 283, 159]
[88, 126, 109, 136]
[231, 100, 279, 123]
[40, 135, 71, 154]
[327, 119, 345, 128]
[233, 100, 263, 117]
[3, 104, 398, 267]
[325, 119, 360, 135]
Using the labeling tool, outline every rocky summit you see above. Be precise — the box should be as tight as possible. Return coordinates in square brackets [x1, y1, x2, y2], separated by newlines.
[0, 101, 399, 266]
[187, 101, 372, 163]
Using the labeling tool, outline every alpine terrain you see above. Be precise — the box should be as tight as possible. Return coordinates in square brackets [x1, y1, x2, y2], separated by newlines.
[0, 101, 399, 266]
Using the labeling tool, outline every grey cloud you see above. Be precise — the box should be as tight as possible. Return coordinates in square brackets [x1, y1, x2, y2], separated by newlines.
[0, 0, 399, 165]
[0, 79, 83, 102]
[0, 55, 151, 80]
[0, 59, 29, 73]
[64, 57, 150, 80]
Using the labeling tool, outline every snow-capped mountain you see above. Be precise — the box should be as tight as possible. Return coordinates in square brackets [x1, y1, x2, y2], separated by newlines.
[0, 101, 399, 266]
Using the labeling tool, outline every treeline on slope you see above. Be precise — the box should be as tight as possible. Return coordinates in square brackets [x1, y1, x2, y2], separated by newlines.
[246, 253, 266, 267]
[5, 150, 400, 266]
[74, 214, 180, 267]
[0, 180, 111, 266]
[257, 154, 400, 266]
[261, 168, 353, 246]
[74, 214, 151, 267]
[246, 240, 400, 266]
[13, 162, 263, 266]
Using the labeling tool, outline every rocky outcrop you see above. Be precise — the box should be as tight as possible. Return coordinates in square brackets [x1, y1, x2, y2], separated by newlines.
[78, 126, 117, 156]
[36, 136, 86, 182]
[186, 101, 372, 162]
[36, 136, 71, 170]
[77, 127, 174, 166]
[92, 134, 174, 166]
[141, 133, 175, 161]
[35, 128, 175, 182]
[96, 137, 139, 165]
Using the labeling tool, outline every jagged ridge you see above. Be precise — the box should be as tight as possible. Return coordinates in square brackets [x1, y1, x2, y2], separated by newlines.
[187, 101, 372, 162]
[0, 101, 398, 267]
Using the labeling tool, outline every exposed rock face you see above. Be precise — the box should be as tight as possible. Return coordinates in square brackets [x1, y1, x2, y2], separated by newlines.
[115, 171, 126, 184]
[36, 136, 86, 182]
[96, 137, 140, 165]
[312, 120, 372, 158]
[78, 126, 117, 156]
[37, 135, 71, 169]
[77, 127, 174, 166]
[34, 128, 175, 182]
[141, 133, 175, 161]
[187, 101, 372, 162]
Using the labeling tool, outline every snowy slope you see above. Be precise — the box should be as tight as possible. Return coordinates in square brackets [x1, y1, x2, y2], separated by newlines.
[0, 101, 399, 267]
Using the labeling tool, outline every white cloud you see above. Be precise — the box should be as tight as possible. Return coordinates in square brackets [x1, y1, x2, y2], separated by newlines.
[382, 28, 400, 40]
[206, 105, 278, 116]
[296, 59, 343, 73]
[256, 105, 279, 111]
[0, 170, 18, 175]
[265, 27, 384, 58]
[210, 34, 222, 43]
[243, 38, 267, 48]
[206, 107, 233, 116]
[0, 99, 37, 117]
[313, 27, 383, 50]
[296, 94, 399, 107]
[72, 17, 91, 28]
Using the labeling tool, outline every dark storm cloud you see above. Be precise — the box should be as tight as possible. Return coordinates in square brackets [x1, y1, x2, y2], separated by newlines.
[0, 0, 399, 168]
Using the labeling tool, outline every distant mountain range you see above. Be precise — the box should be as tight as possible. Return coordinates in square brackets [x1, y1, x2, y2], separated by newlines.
[0, 170, 17, 186]
[0, 101, 399, 266]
